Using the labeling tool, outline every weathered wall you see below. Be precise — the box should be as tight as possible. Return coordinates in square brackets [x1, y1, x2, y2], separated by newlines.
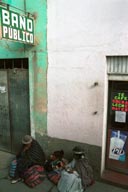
[25, 0, 47, 136]
[0, 0, 47, 136]
[36, 133, 101, 181]
[47, 0, 128, 147]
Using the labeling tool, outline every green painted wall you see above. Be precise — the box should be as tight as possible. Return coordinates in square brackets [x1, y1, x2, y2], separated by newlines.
[0, 0, 47, 135]
[0, 2, 102, 181]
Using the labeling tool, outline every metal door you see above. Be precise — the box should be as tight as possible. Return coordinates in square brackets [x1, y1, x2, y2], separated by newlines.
[0, 59, 30, 153]
[9, 69, 30, 153]
[0, 70, 11, 151]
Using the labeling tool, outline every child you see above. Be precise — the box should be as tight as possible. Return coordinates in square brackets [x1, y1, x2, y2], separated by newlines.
[45, 150, 66, 184]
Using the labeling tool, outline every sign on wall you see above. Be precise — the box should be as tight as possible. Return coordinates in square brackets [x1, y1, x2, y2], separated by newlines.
[0, 7, 34, 45]
[109, 130, 127, 162]
[111, 92, 128, 123]
[112, 92, 128, 112]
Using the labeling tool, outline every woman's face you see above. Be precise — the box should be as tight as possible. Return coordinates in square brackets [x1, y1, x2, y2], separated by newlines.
[23, 143, 32, 151]
[50, 154, 56, 161]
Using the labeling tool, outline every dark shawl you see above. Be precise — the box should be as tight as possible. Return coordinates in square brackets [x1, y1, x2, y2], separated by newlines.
[17, 139, 45, 166]
[25, 139, 45, 165]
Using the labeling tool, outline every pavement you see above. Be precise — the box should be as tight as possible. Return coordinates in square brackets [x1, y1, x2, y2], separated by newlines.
[0, 152, 128, 191]
[0, 178, 128, 192]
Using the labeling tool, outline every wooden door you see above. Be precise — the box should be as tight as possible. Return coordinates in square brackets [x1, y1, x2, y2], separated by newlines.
[106, 81, 128, 174]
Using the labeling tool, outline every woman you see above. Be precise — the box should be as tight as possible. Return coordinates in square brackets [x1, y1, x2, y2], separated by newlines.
[58, 146, 94, 192]
[11, 135, 45, 184]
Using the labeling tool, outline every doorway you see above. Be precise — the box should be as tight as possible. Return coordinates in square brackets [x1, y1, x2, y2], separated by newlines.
[106, 81, 128, 174]
[0, 58, 30, 153]
[102, 56, 128, 186]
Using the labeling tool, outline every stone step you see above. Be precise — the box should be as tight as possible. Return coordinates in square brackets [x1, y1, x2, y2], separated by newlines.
[0, 151, 15, 179]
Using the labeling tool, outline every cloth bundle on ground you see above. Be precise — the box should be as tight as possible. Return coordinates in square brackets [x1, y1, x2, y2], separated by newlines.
[57, 170, 83, 192]
[57, 146, 94, 192]
[45, 150, 67, 184]
[47, 170, 61, 185]
[9, 159, 17, 178]
[23, 165, 46, 188]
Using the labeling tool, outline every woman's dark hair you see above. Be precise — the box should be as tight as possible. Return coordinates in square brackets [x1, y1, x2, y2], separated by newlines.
[72, 146, 85, 160]
[53, 150, 64, 160]
[73, 146, 84, 154]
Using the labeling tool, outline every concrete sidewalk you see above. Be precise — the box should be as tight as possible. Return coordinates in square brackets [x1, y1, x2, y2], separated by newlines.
[0, 178, 127, 192]
[0, 151, 127, 192]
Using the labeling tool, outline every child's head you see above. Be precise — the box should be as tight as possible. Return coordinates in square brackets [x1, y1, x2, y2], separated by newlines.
[50, 150, 64, 161]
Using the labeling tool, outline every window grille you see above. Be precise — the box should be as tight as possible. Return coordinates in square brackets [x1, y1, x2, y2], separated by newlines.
[0, 58, 28, 69]
[107, 56, 128, 75]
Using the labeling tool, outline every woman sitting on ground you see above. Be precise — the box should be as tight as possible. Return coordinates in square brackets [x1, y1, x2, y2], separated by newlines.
[58, 146, 94, 192]
[70, 146, 94, 188]
[10, 135, 45, 184]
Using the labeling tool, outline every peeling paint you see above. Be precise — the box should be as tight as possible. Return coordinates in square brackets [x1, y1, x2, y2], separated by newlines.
[0, 0, 47, 137]
[0, 28, 2, 39]
[33, 12, 38, 20]
[35, 99, 47, 113]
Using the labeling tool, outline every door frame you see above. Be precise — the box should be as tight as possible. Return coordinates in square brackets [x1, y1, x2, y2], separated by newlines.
[0, 58, 31, 153]
[101, 56, 128, 186]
